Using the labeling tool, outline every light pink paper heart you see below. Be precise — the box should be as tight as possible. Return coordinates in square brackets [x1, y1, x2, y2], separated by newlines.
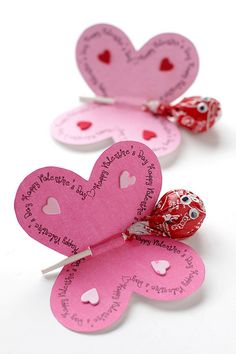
[81, 288, 99, 305]
[52, 104, 181, 157]
[14, 141, 162, 256]
[76, 24, 199, 102]
[120, 170, 136, 189]
[42, 197, 61, 215]
[151, 260, 170, 275]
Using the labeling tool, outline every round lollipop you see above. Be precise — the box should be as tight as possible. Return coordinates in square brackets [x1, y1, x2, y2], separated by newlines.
[148, 189, 206, 239]
[146, 96, 221, 133]
[125, 189, 206, 240]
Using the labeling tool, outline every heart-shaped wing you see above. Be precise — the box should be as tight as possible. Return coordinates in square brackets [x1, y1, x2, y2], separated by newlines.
[14, 141, 162, 255]
[51, 234, 205, 332]
[51, 104, 181, 156]
[76, 24, 199, 103]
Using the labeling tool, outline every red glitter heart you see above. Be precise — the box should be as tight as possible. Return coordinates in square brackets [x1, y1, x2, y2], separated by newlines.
[143, 130, 157, 140]
[98, 50, 111, 64]
[77, 121, 92, 130]
[159, 57, 174, 71]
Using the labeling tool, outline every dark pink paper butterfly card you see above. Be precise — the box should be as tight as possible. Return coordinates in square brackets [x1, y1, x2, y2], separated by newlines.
[15, 141, 205, 333]
[51, 24, 221, 156]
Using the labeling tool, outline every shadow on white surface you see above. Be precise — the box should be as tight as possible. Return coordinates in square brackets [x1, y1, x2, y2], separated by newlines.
[90, 287, 206, 335]
[181, 126, 223, 150]
[191, 128, 221, 147]
[183, 231, 207, 255]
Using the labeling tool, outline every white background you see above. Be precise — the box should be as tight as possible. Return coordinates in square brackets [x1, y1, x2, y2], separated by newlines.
[0, 1, 236, 353]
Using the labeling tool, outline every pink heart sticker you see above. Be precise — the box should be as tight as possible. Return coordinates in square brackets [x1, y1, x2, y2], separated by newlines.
[151, 260, 170, 275]
[120, 170, 136, 189]
[81, 288, 99, 305]
[42, 197, 61, 215]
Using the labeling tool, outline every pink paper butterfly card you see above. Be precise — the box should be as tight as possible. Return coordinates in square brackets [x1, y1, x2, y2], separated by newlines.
[15, 141, 206, 332]
[52, 23, 221, 157]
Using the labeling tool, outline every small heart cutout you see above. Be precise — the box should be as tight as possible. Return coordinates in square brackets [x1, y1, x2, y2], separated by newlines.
[120, 170, 136, 189]
[143, 130, 157, 141]
[98, 49, 111, 64]
[77, 121, 92, 130]
[151, 260, 170, 276]
[159, 57, 174, 71]
[81, 288, 99, 305]
[42, 197, 61, 215]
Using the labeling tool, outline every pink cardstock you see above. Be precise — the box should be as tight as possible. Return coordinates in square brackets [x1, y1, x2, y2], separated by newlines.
[51, 23, 199, 156]
[51, 235, 204, 332]
[76, 24, 198, 101]
[52, 104, 181, 156]
[14, 141, 205, 333]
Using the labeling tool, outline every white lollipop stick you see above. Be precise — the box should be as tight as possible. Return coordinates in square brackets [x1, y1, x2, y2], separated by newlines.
[79, 95, 160, 112]
[79, 95, 115, 105]
[41, 233, 129, 275]
[41, 248, 92, 275]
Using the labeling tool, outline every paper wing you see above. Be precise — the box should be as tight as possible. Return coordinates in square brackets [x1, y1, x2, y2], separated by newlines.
[76, 23, 199, 102]
[14, 141, 162, 255]
[52, 104, 181, 156]
[51, 234, 205, 332]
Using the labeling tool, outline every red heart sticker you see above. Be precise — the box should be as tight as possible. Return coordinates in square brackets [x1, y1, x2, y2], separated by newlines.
[98, 49, 111, 64]
[159, 57, 174, 71]
[143, 130, 157, 140]
[77, 121, 92, 130]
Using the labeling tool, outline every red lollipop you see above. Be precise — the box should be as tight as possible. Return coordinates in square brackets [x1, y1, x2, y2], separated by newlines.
[148, 189, 206, 239]
[147, 96, 221, 133]
[125, 189, 206, 240]
[80, 95, 221, 133]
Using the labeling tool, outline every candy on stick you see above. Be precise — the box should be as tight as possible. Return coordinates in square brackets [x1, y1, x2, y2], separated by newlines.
[80, 95, 221, 133]
[42, 189, 205, 274]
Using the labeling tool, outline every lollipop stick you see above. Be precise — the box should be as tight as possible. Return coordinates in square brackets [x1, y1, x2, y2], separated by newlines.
[41, 248, 92, 275]
[79, 95, 148, 109]
[79, 95, 115, 105]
